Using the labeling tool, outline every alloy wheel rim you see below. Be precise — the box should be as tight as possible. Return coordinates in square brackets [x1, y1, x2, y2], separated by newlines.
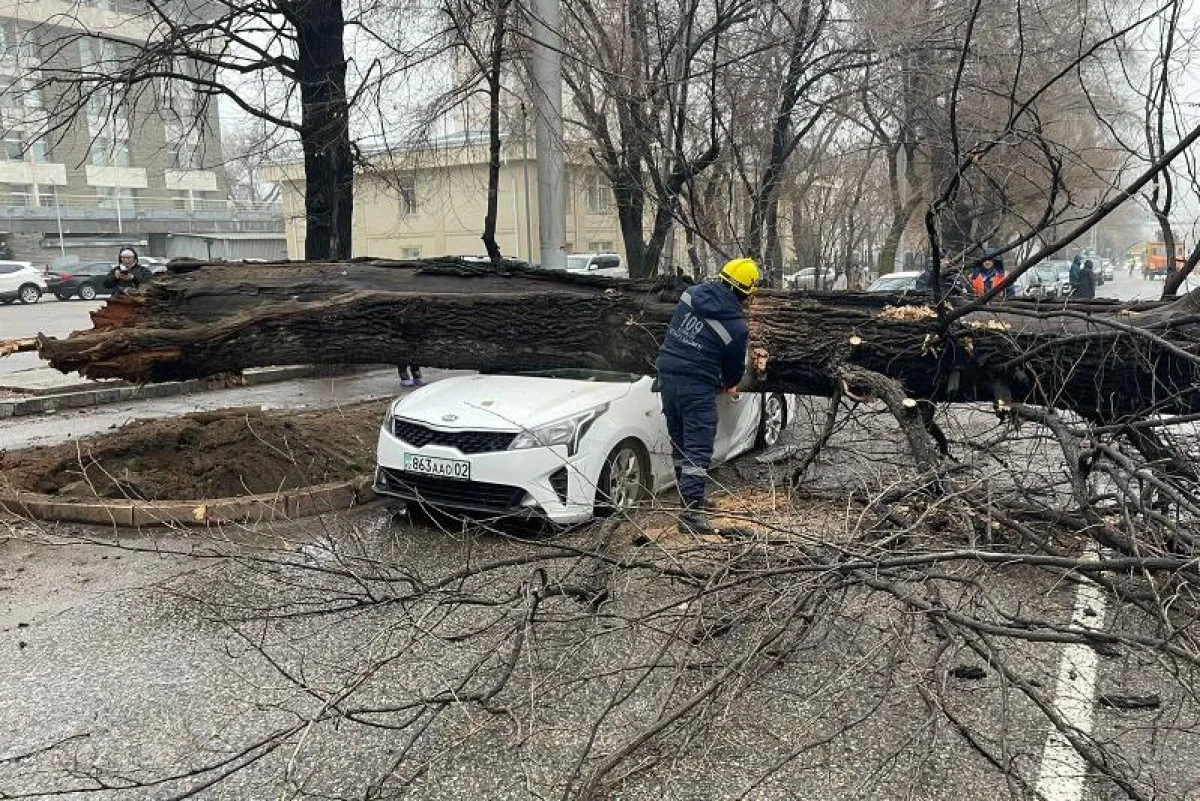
[609, 448, 641, 510]
[763, 396, 784, 445]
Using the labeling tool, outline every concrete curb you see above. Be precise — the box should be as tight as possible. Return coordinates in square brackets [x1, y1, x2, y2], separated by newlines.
[0, 365, 368, 419]
[0, 477, 378, 528]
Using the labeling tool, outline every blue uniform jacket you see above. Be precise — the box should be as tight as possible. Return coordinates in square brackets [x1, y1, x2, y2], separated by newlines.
[655, 281, 749, 389]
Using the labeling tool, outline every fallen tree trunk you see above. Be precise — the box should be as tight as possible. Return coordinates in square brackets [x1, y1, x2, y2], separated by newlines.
[15, 257, 1200, 422]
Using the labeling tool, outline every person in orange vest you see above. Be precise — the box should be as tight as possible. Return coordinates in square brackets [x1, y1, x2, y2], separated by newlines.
[968, 254, 1014, 298]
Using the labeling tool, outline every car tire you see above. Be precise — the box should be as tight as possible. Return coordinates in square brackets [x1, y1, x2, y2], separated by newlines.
[17, 284, 41, 304]
[54, 292, 71, 301]
[0, 298, 12, 305]
[756, 393, 787, 449]
[78, 283, 98, 300]
[596, 439, 649, 516]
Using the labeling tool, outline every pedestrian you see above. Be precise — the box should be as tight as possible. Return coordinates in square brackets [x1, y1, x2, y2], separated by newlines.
[831, 269, 848, 291]
[1068, 254, 1083, 295]
[656, 257, 758, 535]
[398, 364, 424, 387]
[105, 246, 154, 298]
[1076, 260, 1097, 299]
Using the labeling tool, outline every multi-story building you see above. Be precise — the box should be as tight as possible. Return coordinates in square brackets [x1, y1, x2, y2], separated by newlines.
[0, 0, 284, 266]
[268, 132, 625, 264]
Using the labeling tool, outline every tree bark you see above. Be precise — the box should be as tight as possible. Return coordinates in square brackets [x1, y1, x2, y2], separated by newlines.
[481, 0, 511, 263]
[292, 0, 354, 260]
[19, 258, 1200, 426]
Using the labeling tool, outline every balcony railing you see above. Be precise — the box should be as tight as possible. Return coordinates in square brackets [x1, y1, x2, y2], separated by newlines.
[0, 193, 282, 220]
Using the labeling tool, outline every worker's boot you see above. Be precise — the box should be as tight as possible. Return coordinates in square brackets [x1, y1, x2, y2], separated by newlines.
[679, 499, 719, 535]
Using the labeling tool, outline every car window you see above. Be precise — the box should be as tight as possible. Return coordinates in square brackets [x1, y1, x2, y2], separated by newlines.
[595, 256, 619, 269]
[0, 265, 19, 274]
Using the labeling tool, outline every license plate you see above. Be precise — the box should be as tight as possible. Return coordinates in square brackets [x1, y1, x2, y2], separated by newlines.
[404, 453, 471, 481]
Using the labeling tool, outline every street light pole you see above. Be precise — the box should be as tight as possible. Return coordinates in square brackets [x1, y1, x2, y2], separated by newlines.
[529, 0, 567, 269]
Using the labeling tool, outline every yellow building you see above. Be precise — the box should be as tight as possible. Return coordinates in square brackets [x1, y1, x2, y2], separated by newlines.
[268, 133, 624, 262]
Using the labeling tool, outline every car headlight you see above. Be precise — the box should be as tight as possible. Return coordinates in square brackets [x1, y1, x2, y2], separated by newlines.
[509, 404, 609, 456]
[382, 399, 402, 431]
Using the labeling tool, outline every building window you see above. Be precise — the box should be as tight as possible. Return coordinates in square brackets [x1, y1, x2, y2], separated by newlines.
[90, 137, 131, 168]
[587, 241, 615, 253]
[171, 192, 191, 210]
[28, 139, 47, 162]
[585, 173, 611, 213]
[400, 246, 421, 259]
[3, 131, 23, 160]
[397, 176, 417, 215]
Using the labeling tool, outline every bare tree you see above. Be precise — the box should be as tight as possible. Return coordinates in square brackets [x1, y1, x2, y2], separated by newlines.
[19, 0, 368, 259]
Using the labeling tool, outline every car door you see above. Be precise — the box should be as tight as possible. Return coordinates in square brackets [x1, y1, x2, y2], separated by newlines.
[0, 264, 21, 294]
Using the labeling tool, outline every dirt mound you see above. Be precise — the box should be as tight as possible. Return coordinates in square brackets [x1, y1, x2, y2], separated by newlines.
[0, 400, 389, 501]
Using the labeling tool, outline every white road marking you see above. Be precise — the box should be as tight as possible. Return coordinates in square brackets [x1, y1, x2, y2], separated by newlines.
[1035, 565, 1108, 801]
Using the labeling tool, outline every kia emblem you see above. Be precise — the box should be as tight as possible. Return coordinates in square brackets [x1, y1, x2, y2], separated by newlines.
[442, 414, 458, 422]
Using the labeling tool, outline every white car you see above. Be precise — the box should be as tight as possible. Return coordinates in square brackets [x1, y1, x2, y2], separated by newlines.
[566, 253, 627, 278]
[0, 261, 45, 304]
[374, 370, 791, 524]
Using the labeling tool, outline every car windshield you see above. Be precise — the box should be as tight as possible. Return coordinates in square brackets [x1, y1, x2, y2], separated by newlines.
[511, 368, 641, 383]
[566, 256, 591, 270]
[869, 276, 916, 291]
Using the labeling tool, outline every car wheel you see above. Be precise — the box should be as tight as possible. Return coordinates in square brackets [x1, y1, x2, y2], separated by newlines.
[756, 393, 787, 449]
[17, 284, 41, 304]
[0, 298, 12, 305]
[78, 283, 98, 300]
[54, 292, 71, 301]
[596, 439, 648, 516]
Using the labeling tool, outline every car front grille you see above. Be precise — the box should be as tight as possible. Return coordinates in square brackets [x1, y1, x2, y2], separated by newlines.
[392, 420, 516, 455]
[377, 467, 527, 513]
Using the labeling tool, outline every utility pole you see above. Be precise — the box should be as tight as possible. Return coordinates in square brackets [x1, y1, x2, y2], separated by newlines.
[529, 0, 567, 269]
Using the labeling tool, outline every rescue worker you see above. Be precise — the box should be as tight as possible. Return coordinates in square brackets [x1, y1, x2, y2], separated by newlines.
[656, 257, 758, 534]
[968, 253, 1014, 298]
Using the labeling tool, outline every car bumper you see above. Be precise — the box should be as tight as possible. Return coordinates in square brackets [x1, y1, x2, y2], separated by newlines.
[375, 425, 603, 524]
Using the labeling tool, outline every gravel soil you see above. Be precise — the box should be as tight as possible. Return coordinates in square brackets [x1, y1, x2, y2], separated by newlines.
[0, 400, 388, 500]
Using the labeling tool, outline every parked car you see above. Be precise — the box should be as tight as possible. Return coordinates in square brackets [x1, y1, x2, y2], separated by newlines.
[783, 267, 830, 290]
[374, 369, 792, 524]
[0, 261, 46, 304]
[45, 262, 116, 300]
[1050, 262, 1075, 298]
[865, 270, 923, 293]
[139, 256, 169, 275]
[1021, 263, 1067, 299]
[566, 253, 627, 278]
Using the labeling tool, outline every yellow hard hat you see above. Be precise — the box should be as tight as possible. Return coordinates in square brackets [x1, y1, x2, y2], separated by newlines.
[719, 257, 760, 295]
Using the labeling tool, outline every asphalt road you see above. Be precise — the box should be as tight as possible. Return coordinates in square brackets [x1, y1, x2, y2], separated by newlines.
[3, 503, 1194, 800]
[0, 295, 102, 378]
[0, 510, 1079, 800]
